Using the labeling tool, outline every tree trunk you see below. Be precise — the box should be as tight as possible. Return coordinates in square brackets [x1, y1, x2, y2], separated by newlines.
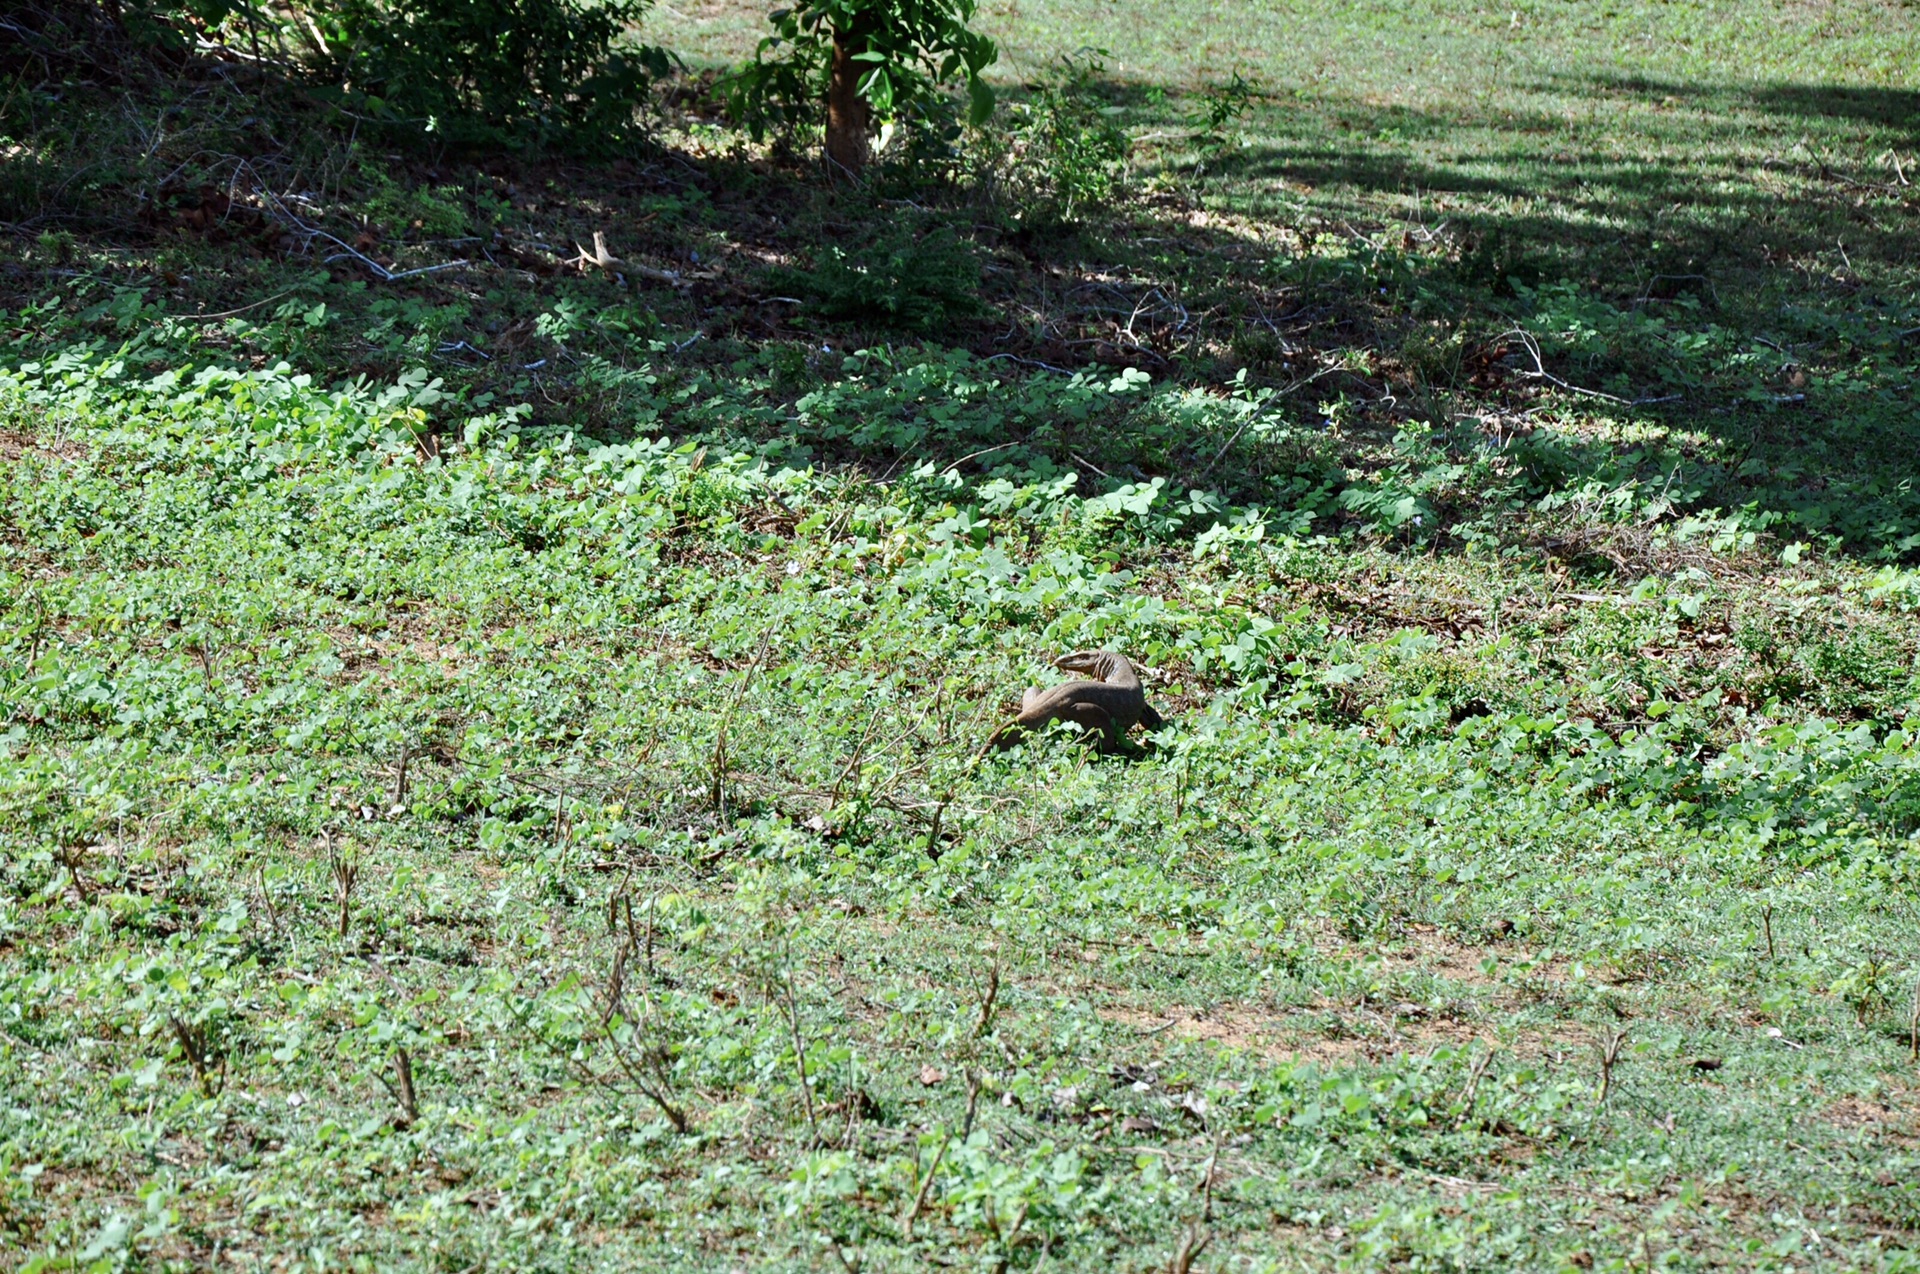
[825, 13, 875, 176]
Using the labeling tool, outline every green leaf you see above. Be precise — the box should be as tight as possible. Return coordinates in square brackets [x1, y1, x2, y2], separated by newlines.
[967, 74, 995, 126]
[867, 68, 895, 115]
[78, 1216, 132, 1262]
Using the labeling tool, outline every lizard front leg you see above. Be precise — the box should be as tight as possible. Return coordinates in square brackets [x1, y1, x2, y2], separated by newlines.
[1060, 702, 1120, 751]
[987, 687, 1048, 749]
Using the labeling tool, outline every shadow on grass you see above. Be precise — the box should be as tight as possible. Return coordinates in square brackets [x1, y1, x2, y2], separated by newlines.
[1590, 74, 1920, 127]
[1195, 76, 1918, 282]
[770, 68, 1916, 555]
[4, 61, 1915, 560]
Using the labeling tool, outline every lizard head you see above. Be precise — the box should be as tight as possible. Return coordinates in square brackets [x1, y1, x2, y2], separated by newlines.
[1054, 650, 1121, 679]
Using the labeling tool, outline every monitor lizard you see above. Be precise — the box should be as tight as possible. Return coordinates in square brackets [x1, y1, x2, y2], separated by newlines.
[987, 650, 1165, 753]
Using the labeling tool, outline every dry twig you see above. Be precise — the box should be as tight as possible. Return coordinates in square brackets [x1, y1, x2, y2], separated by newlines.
[711, 632, 775, 824]
[1166, 1223, 1212, 1274]
[389, 739, 412, 814]
[169, 1014, 223, 1098]
[327, 832, 358, 939]
[569, 230, 693, 288]
[973, 964, 1001, 1039]
[1595, 1028, 1629, 1109]
[902, 1071, 982, 1239]
[1909, 976, 1919, 1064]
[379, 1047, 419, 1127]
[1500, 328, 1682, 408]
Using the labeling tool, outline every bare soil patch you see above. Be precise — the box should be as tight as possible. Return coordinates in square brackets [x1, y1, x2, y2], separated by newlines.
[0, 427, 87, 463]
[1101, 999, 1585, 1066]
[1818, 1092, 1920, 1149]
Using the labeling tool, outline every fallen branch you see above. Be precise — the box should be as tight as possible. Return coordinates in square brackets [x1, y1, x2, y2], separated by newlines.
[985, 352, 1073, 375]
[571, 230, 694, 288]
[255, 186, 468, 283]
[1500, 329, 1682, 408]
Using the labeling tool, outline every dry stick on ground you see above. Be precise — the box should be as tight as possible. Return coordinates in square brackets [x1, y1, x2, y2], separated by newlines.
[710, 633, 775, 825]
[919, 701, 1006, 856]
[389, 739, 412, 813]
[604, 1019, 691, 1134]
[960, 1068, 983, 1140]
[828, 704, 886, 807]
[1595, 1028, 1630, 1110]
[973, 964, 1001, 1039]
[1160, 1131, 1220, 1274]
[1456, 1047, 1498, 1128]
[1761, 905, 1777, 960]
[938, 440, 1024, 476]
[195, 641, 216, 697]
[922, 786, 956, 861]
[24, 590, 46, 670]
[819, 690, 987, 843]
[599, 917, 691, 1134]
[1910, 977, 1919, 1064]
[326, 832, 358, 939]
[1166, 1223, 1212, 1274]
[173, 288, 302, 322]
[1500, 328, 1684, 408]
[386, 1047, 418, 1127]
[1200, 1135, 1221, 1224]
[601, 928, 632, 1030]
[778, 956, 824, 1147]
[985, 352, 1073, 375]
[508, 959, 693, 1132]
[254, 186, 469, 283]
[902, 1072, 983, 1240]
[1049, 923, 1211, 960]
[901, 1130, 952, 1241]
[256, 864, 280, 937]
[840, 1052, 863, 1151]
[981, 1195, 1030, 1267]
[643, 892, 658, 984]
[569, 230, 692, 288]
[826, 1237, 863, 1274]
[1196, 364, 1344, 479]
[54, 844, 91, 904]
[169, 1015, 222, 1098]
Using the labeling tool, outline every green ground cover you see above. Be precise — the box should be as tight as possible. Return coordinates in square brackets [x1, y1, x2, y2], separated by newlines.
[4, 0, 1920, 1269]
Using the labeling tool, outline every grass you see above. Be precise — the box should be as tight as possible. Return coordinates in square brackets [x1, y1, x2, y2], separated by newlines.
[649, 0, 1920, 554]
[4, 351, 1919, 1271]
[3, 0, 1920, 1269]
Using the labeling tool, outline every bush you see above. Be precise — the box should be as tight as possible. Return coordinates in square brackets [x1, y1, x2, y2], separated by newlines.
[998, 51, 1131, 221]
[769, 221, 988, 332]
[314, 0, 672, 151]
[16, 0, 671, 154]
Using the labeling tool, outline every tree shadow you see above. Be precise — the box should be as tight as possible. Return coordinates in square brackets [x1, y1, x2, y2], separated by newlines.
[1581, 73, 1920, 127]
[1196, 77, 1917, 286]
[727, 67, 1919, 558]
[6, 56, 1914, 561]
